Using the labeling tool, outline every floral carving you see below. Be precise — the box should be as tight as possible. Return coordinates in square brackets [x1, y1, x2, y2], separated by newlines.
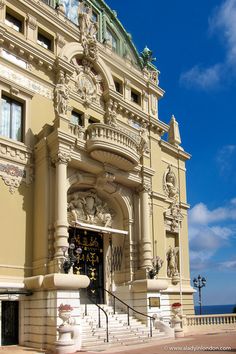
[164, 201, 183, 232]
[0, 163, 25, 193]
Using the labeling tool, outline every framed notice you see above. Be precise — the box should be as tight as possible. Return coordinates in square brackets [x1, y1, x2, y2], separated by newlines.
[149, 297, 160, 308]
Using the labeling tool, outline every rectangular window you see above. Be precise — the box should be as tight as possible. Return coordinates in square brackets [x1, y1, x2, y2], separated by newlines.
[71, 110, 83, 126]
[0, 95, 23, 142]
[37, 31, 52, 50]
[5, 11, 23, 33]
[114, 79, 123, 94]
[131, 89, 141, 105]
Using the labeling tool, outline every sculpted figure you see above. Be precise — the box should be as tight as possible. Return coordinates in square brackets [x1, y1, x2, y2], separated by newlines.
[165, 165, 178, 199]
[139, 123, 149, 153]
[167, 246, 179, 277]
[54, 72, 69, 116]
[68, 190, 114, 227]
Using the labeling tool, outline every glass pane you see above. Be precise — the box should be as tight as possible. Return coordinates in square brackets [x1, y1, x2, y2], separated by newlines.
[106, 29, 117, 52]
[11, 102, 22, 141]
[0, 97, 11, 138]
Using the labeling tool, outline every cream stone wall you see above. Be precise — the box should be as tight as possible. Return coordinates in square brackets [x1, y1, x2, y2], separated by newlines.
[0, 0, 195, 349]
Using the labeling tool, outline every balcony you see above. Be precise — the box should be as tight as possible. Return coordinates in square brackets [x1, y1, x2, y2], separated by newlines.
[86, 124, 140, 171]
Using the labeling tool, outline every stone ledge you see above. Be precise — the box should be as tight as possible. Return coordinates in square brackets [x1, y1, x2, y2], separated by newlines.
[25, 274, 90, 290]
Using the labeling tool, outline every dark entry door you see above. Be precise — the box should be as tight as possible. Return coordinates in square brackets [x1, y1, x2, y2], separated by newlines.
[1, 301, 19, 345]
[69, 228, 104, 304]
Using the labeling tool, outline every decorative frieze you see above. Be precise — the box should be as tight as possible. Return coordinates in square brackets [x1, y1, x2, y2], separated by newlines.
[0, 64, 53, 99]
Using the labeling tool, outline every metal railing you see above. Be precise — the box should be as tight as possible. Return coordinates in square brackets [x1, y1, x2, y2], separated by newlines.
[84, 296, 109, 343]
[103, 288, 155, 338]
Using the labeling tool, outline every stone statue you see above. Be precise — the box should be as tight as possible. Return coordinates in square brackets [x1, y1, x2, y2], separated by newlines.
[141, 46, 156, 68]
[167, 246, 179, 278]
[148, 256, 164, 279]
[139, 123, 149, 153]
[78, 1, 98, 61]
[164, 165, 178, 199]
[54, 72, 69, 116]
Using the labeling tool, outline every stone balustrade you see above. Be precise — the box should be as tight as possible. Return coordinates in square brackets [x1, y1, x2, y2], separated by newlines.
[86, 123, 141, 171]
[184, 314, 236, 332]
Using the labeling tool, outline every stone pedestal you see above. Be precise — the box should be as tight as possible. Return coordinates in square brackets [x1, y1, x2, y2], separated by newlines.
[55, 325, 75, 354]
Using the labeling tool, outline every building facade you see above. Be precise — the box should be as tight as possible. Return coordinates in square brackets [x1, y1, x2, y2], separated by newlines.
[0, 0, 194, 350]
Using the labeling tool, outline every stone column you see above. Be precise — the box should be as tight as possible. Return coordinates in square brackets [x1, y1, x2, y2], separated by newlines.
[139, 184, 152, 269]
[54, 150, 71, 260]
[0, 0, 6, 22]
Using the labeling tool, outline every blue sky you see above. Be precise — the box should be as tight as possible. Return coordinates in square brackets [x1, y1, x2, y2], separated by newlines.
[105, 0, 236, 306]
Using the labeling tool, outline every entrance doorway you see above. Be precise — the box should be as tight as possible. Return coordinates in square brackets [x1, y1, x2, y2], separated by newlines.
[69, 228, 104, 304]
[1, 301, 19, 345]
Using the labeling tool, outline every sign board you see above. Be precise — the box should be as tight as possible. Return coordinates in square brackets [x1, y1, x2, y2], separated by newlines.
[149, 297, 160, 308]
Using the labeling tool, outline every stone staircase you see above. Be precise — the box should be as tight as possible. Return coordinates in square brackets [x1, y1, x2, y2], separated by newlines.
[80, 304, 171, 351]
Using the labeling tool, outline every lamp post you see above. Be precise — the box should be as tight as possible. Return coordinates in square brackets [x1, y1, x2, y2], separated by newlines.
[193, 275, 206, 315]
[62, 241, 82, 274]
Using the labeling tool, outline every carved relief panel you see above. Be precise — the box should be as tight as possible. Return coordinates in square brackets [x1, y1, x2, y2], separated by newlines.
[67, 189, 114, 228]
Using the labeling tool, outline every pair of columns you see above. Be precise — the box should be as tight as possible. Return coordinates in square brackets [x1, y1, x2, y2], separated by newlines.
[53, 153, 152, 271]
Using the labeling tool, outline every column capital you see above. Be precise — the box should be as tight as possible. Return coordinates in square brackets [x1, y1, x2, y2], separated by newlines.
[137, 182, 151, 194]
[52, 150, 71, 165]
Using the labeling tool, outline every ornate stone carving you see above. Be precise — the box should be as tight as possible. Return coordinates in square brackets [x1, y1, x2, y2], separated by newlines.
[105, 100, 117, 127]
[163, 165, 178, 199]
[147, 256, 164, 279]
[54, 71, 70, 116]
[164, 201, 183, 232]
[0, 163, 25, 193]
[27, 14, 37, 30]
[139, 123, 149, 154]
[73, 59, 103, 107]
[67, 189, 114, 227]
[76, 72, 96, 107]
[78, 1, 98, 61]
[56, 34, 66, 49]
[96, 172, 115, 188]
[52, 150, 71, 165]
[167, 246, 179, 278]
[0, 0, 6, 9]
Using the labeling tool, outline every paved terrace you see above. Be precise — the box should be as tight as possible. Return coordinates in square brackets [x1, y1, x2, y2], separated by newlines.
[0, 330, 235, 354]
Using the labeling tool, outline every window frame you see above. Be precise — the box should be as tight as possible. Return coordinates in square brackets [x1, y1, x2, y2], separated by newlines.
[71, 110, 83, 126]
[131, 89, 141, 106]
[37, 28, 54, 51]
[0, 94, 24, 143]
[106, 26, 119, 53]
[5, 8, 24, 34]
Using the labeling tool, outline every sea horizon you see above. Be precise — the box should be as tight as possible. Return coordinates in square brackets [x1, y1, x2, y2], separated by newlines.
[194, 303, 235, 315]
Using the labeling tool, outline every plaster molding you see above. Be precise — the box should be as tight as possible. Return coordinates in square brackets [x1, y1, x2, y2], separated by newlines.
[0, 63, 53, 99]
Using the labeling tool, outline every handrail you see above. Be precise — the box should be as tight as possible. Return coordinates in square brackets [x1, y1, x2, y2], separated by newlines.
[85, 296, 109, 343]
[103, 287, 155, 338]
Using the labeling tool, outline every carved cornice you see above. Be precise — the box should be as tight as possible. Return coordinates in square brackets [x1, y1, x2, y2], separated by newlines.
[160, 140, 191, 161]
[0, 26, 55, 71]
